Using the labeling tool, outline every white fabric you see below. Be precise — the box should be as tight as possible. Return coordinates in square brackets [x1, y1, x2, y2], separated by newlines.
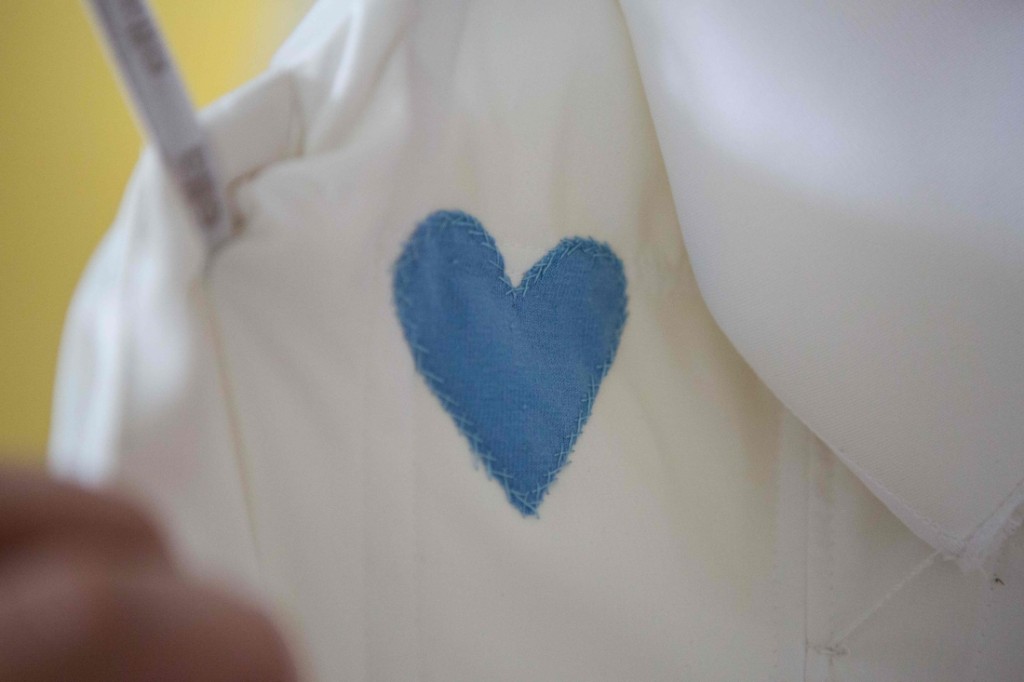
[50, 1, 1024, 679]
[621, 0, 1024, 569]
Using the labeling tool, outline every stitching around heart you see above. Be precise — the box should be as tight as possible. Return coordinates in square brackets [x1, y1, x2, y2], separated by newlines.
[393, 210, 627, 516]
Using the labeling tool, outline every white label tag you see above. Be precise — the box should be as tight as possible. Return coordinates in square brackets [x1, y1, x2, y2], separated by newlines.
[86, 0, 232, 247]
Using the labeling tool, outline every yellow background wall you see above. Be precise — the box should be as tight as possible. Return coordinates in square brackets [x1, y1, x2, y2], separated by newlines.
[0, 0, 314, 465]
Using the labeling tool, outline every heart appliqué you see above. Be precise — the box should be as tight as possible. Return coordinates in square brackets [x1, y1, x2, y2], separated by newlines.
[393, 210, 628, 516]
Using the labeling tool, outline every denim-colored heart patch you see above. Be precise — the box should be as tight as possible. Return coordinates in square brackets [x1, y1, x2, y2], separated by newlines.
[393, 210, 627, 516]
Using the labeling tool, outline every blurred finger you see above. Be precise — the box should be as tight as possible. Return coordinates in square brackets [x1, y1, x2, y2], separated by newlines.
[0, 550, 296, 682]
[0, 466, 170, 565]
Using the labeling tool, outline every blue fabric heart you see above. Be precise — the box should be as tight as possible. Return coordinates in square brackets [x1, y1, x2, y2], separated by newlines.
[393, 210, 628, 516]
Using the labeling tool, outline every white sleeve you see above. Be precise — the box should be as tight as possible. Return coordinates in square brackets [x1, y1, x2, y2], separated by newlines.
[623, 0, 1024, 568]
